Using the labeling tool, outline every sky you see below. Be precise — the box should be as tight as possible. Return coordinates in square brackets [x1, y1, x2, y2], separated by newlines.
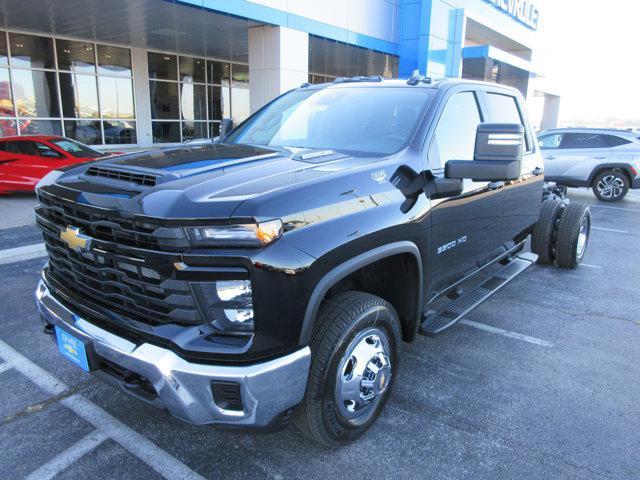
[538, 0, 640, 123]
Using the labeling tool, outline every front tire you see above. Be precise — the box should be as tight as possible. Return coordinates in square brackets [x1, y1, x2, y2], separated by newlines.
[294, 291, 401, 447]
[592, 170, 629, 202]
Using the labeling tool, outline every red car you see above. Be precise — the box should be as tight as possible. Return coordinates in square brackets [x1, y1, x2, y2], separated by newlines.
[0, 135, 115, 194]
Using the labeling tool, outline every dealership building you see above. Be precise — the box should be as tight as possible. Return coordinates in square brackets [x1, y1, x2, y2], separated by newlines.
[0, 0, 557, 150]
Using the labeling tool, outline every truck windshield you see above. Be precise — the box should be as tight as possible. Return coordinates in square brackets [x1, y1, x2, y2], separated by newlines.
[226, 87, 434, 155]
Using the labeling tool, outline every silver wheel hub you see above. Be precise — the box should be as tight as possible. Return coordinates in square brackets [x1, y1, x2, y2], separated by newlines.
[336, 328, 391, 420]
[597, 175, 624, 199]
[576, 215, 589, 258]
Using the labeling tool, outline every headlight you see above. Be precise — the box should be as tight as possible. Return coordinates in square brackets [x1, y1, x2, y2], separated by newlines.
[191, 280, 254, 333]
[185, 219, 283, 247]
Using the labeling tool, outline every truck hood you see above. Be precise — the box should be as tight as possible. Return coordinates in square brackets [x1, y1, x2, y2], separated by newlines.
[47, 142, 372, 218]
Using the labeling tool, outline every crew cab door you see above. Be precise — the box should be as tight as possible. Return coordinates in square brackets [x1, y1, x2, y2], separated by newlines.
[425, 90, 503, 295]
[482, 91, 544, 242]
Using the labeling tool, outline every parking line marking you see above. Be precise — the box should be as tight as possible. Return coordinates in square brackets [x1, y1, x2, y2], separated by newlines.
[0, 339, 206, 480]
[0, 362, 12, 374]
[592, 227, 628, 234]
[589, 204, 640, 213]
[0, 243, 47, 266]
[25, 429, 108, 480]
[460, 319, 554, 347]
[580, 263, 602, 269]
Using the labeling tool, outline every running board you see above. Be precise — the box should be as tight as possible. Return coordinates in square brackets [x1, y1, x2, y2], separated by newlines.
[419, 252, 538, 336]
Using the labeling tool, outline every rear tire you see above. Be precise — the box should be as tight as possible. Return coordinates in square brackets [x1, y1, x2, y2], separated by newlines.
[531, 199, 564, 264]
[592, 170, 629, 202]
[294, 291, 401, 447]
[555, 203, 591, 268]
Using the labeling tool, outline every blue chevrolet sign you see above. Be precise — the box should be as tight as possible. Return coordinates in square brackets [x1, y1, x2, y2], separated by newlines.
[484, 0, 540, 30]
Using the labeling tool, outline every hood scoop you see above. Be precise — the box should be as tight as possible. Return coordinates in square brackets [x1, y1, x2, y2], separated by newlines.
[85, 166, 161, 187]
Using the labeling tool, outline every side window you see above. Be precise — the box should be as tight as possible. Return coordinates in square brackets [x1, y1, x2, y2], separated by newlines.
[538, 133, 562, 150]
[560, 133, 608, 149]
[485, 93, 530, 151]
[34, 142, 65, 158]
[3, 141, 38, 155]
[604, 135, 631, 147]
[428, 92, 482, 169]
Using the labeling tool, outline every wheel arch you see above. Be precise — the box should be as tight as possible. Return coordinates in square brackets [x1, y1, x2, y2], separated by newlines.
[299, 241, 424, 346]
[588, 163, 634, 187]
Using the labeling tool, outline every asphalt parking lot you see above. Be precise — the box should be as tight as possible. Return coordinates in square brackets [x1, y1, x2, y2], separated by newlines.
[0, 188, 638, 480]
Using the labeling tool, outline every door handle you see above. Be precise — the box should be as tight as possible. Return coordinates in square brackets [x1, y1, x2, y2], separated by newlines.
[532, 166, 543, 176]
[545, 156, 556, 160]
[0, 158, 19, 165]
[487, 181, 505, 190]
[594, 156, 607, 160]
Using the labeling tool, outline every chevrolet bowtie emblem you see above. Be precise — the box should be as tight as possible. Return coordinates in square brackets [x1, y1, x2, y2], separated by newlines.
[59, 226, 92, 252]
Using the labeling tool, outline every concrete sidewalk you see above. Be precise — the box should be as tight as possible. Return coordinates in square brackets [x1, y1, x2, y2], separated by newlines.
[0, 194, 38, 230]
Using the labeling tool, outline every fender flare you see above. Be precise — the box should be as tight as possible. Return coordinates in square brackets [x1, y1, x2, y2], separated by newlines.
[587, 163, 636, 186]
[298, 241, 423, 346]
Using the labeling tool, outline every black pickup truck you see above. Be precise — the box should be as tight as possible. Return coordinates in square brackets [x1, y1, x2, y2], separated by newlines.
[34, 75, 591, 446]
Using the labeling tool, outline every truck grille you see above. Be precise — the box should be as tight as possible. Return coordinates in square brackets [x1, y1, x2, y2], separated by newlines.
[36, 189, 189, 251]
[36, 193, 202, 326]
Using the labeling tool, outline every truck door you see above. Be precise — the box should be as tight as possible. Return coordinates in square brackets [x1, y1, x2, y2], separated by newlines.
[426, 90, 503, 295]
[483, 92, 544, 243]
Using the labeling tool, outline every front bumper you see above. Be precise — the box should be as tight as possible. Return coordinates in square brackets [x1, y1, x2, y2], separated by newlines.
[35, 279, 311, 430]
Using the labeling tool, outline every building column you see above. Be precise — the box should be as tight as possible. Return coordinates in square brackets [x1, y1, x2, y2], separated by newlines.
[248, 25, 309, 113]
[131, 47, 153, 148]
[540, 94, 561, 131]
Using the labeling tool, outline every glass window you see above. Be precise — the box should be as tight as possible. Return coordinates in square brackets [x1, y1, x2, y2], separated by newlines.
[208, 85, 228, 120]
[64, 120, 102, 145]
[150, 80, 178, 119]
[148, 52, 177, 81]
[152, 121, 180, 143]
[207, 60, 229, 85]
[0, 68, 14, 117]
[180, 83, 206, 121]
[182, 121, 208, 141]
[604, 135, 631, 147]
[231, 87, 250, 123]
[0, 33, 8, 66]
[179, 57, 205, 83]
[231, 64, 249, 86]
[9, 33, 55, 69]
[97, 45, 132, 76]
[486, 93, 522, 125]
[210, 121, 220, 137]
[103, 120, 136, 144]
[228, 87, 434, 155]
[0, 119, 16, 136]
[18, 119, 62, 136]
[560, 133, 608, 149]
[538, 133, 562, 150]
[99, 76, 134, 119]
[51, 137, 105, 157]
[34, 141, 65, 158]
[59, 73, 99, 118]
[1, 140, 40, 155]
[56, 40, 96, 73]
[12, 70, 60, 117]
[428, 92, 482, 168]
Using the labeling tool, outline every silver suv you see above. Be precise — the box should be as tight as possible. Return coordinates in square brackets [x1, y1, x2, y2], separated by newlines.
[538, 128, 640, 201]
